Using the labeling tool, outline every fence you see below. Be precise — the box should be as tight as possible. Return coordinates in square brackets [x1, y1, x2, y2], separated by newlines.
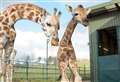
[12, 60, 90, 82]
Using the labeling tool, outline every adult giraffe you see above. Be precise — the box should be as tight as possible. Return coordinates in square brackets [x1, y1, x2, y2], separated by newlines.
[56, 5, 91, 82]
[0, 3, 61, 82]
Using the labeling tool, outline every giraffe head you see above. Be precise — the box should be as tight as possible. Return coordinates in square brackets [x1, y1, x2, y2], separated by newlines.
[66, 5, 91, 27]
[42, 8, 61, 46]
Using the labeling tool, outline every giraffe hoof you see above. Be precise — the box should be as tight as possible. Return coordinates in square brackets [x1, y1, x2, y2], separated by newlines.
[61, 79, 69, 82]
[75, 76, 82, 82]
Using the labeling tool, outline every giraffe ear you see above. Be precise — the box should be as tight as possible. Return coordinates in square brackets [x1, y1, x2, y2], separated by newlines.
[65, 5, 73, 13]
[78, 5, 84, 8]
[86, 8, 91, 15]
[53, 8, 58, 15]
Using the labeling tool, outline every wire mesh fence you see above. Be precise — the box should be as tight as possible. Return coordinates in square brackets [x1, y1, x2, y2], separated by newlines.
[12, 60, 90, 82]
[0, 58, 90, 82]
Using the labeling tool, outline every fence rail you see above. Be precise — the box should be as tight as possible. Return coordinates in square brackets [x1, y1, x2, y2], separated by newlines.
[12, 62, 90, 82]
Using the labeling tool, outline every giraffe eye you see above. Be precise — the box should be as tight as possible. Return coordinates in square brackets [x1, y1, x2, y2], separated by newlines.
[74, 13, 79, 16]
[46, 23, 52, 27]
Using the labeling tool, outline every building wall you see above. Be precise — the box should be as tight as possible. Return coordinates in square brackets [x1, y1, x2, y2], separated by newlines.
[89, 11, 120, 82]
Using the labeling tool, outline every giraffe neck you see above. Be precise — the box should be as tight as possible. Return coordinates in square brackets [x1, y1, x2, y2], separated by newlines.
[60, 17, 77, 46]
[2, 3, 47, 27]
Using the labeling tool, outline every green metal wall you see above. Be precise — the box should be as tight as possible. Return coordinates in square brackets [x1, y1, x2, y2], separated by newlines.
[89, 11, 120, 82]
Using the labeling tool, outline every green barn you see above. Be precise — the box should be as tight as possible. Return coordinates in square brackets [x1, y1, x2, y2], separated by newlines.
[89, 0, 120, 82]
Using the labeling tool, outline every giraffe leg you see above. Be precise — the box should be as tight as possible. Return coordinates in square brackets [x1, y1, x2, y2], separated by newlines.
[69, 72, 74, 82]
[0, 37, 8, 82]
[5, 41, 15, 82]
[68, 47, 82, 82]
[57, 47, 69, 82]
[69, 59, 82, 82]
[59, 61, 69, 82]
[0, 49, 5, 82]
[8, 49, 16, 82]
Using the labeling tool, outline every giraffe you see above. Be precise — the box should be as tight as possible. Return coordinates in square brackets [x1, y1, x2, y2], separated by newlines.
[0, 3, 61, 82]
[56, 5, 91, 82]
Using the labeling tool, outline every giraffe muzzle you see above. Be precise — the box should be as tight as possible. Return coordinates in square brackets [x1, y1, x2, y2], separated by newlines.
[51, 38, 59, 46]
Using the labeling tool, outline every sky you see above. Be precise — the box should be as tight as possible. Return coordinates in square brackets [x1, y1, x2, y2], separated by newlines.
[0, 0, 111, 60]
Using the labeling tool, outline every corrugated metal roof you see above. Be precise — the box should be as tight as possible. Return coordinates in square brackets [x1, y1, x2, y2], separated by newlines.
[91, 0, 120, 10]
[89, 0, 120, 30]
[89, 0, 120, 16]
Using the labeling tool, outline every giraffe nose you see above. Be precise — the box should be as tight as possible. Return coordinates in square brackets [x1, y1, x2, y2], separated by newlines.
[83, 18, 88, 22]
[82, 18, 89, 27]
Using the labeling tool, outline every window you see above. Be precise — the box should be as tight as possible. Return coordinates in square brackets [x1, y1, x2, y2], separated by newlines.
[97, 27, 118, 56]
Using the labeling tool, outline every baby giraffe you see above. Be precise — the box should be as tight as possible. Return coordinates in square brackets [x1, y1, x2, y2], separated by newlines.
[56, 5, 91, 82]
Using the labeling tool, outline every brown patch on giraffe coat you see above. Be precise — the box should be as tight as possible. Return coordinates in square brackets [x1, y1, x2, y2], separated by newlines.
[26, 7, 31, 11]
[4, 18, 9, 23]
[17, 4, 24, 10]
[0, 32, 4, 37]
[27, 4, 33, 7]
[19, 11, 24, 18]
[51, 35, 59, 46]
[35, 13, 39, 17]
[28, 12, 34, 20]
[17, 11, 21, 18]
[9, 42, 14, 47]
[2, 22, 7, 25]
[36, 11, 40, 15]
[59, 53, 68, 62]
[60, 40, 67, 46]
[64, 30, 71, 39]
[11, 14, 16, 21]
[19, 5, 24, 9]
[62, 47, 68, 51]
[0, 27, 2, 31]
[40, 14, 43, 17]
[68, 50, 76, 60]
[9, 8, 16, 14]
[9, 30, 16, 41]
[29, 12, 34, 16]
[4, 13, 8, 17]
[34, 17, 39, 22]
[3, 26, 9, 34]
